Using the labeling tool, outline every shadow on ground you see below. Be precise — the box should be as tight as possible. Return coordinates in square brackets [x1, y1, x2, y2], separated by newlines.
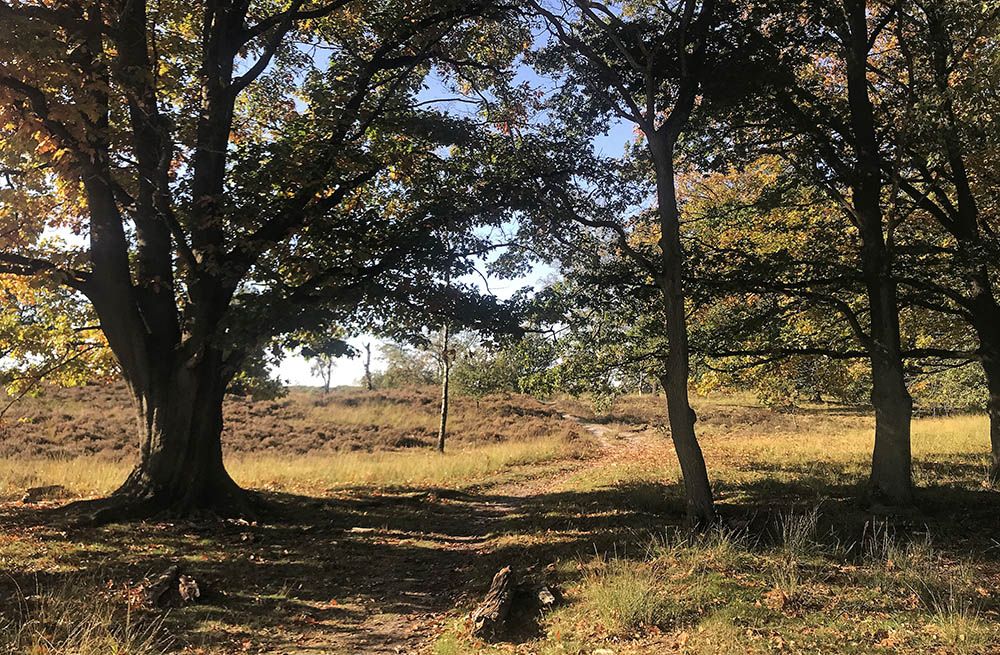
[0, 460, 996, 653]
[0, 480, 688, 653]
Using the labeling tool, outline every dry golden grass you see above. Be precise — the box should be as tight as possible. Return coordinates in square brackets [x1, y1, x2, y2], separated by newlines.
[0, 581, 169, 655]
[0, 458, 126, 500]
[228, 437, 579, 493]
[1, 391, 990, 502]
[0, 437, 580, 501]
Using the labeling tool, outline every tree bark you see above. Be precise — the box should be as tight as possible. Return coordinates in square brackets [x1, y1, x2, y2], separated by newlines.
[650, 134, 715, 525]
[470, 566, 515, 640]
[866, 341, 914, 505]
[987, 373, 1000, 486]
[979, 341, 1000, 485]
[99, 346, 249, 521]
[990, 395, 1000, 486]
[843, 0, 914, 507]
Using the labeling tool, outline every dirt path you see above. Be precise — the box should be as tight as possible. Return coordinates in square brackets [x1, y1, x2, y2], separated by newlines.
[280, 416, 656, 654]
[490, 414, 648, 497]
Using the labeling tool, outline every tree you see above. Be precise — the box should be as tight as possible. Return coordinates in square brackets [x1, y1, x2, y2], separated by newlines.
[517, 0, 769, 523]
[0, 0, 519, 520]
[875, 0, 1000, 483]
[732, 0, 1000, 494]
[374, 328, 492, 450]
[681, 1, 1000, 493]
[299, 327, 354, 393]
[703, 0, 920, 505]
[371, 342, 438, 388]
[451, 333, 560, 399]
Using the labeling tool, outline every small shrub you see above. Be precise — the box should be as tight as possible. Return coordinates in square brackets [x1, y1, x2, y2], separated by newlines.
[777, 506, 822, 558]
[579, 559, 679, 635]
[767, 555, 801, 603]
[926, 584, 990, 654]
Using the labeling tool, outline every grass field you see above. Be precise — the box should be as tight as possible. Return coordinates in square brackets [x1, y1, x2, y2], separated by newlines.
[0, 387, 997, 654]
[0, 385, 585, 460]
[0, 437, 583, 500]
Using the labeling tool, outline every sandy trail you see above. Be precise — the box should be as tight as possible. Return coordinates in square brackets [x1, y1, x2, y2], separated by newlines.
[287, 416, 655, 654]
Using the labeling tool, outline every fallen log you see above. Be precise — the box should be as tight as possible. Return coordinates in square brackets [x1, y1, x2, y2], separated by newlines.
[469, 566, 564, 641]
[21, 485, 69, 504]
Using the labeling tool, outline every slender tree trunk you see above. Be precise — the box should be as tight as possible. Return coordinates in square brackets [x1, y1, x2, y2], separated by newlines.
[650, 134, 715, 525]
[105, 346, 248, 520]
[438, 325, 450, 454]
[990, 400, 1000, 486]
[364, 343, 373, 391]
[843, 0, 913, 507]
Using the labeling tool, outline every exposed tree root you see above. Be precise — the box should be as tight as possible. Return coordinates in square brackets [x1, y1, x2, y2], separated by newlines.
[62, 483, 263, 526]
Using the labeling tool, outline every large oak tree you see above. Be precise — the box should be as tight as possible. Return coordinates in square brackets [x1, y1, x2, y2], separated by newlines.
[0, 0, 517, 520]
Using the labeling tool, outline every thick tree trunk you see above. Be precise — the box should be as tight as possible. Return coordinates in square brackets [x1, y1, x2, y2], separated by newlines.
[105, 348, 249, 520]
[861, 232, 913, 506]
[867, 344, 914, 505]
[650, 135, 715, 525]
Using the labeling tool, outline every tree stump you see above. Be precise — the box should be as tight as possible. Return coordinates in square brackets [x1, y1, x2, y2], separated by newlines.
[470, 566, 515, 640]
[139, 565, 201, 608]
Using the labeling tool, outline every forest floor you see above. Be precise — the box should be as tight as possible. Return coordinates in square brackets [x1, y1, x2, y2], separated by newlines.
[0, 388, 998, 654]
